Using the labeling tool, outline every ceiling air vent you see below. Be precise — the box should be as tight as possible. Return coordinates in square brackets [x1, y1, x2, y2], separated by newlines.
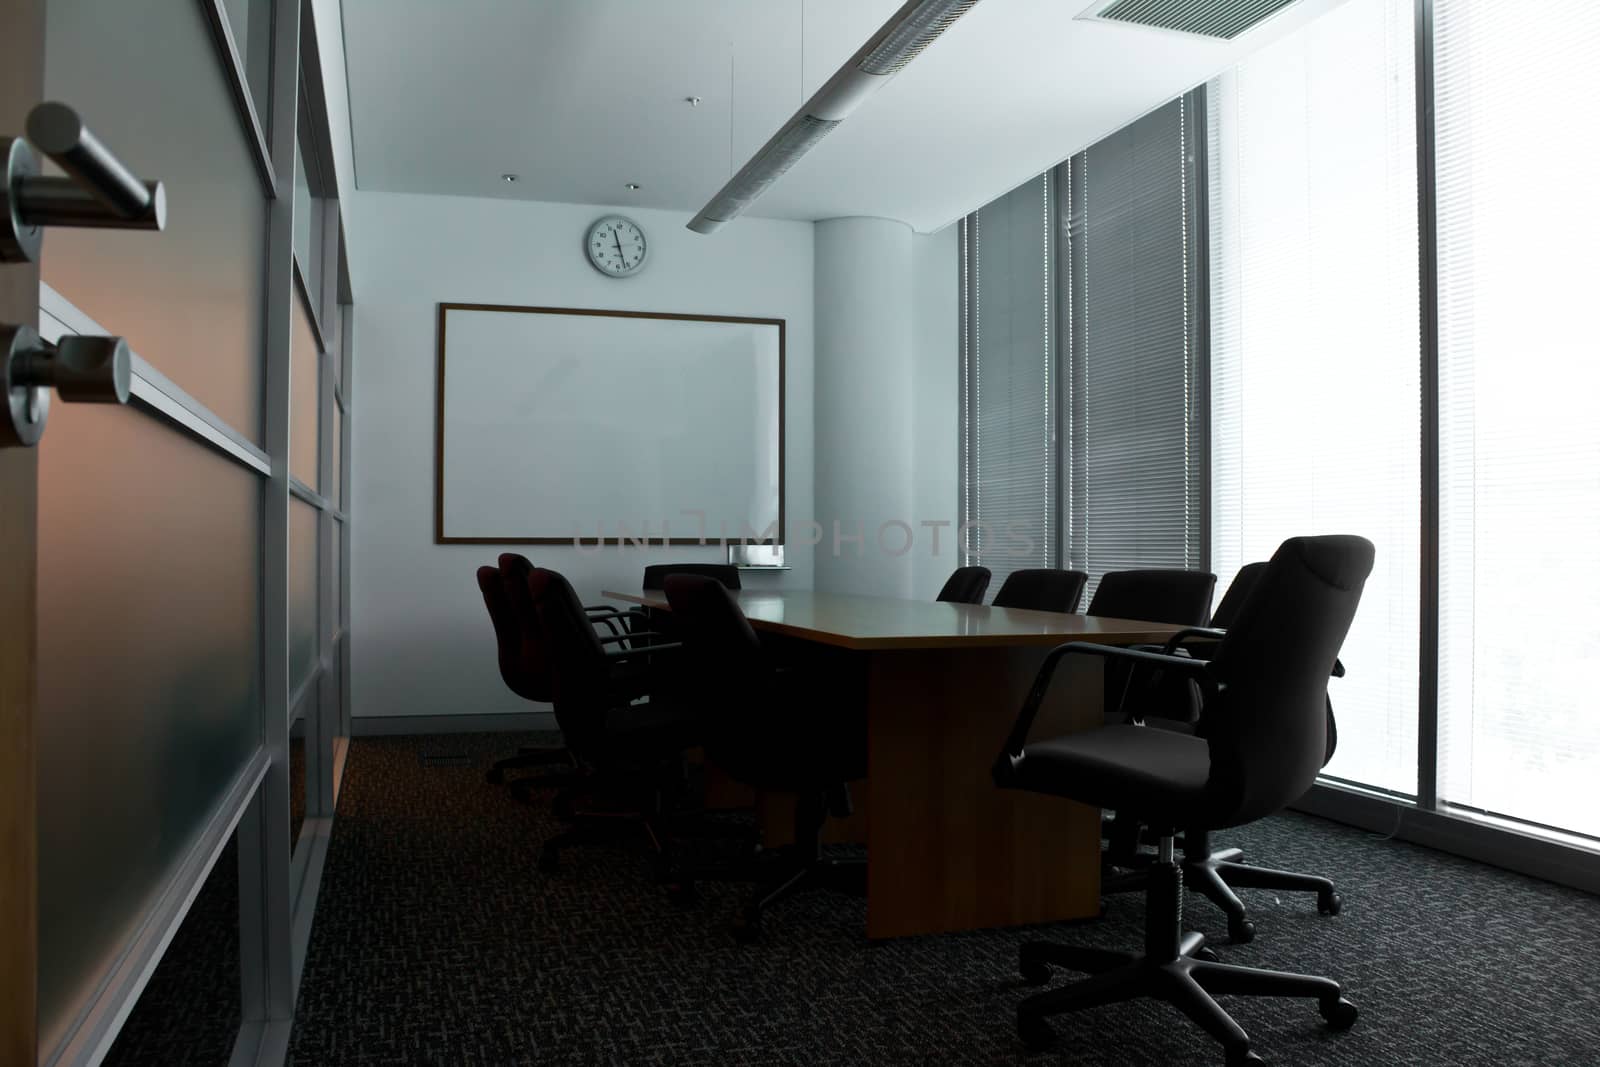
[1083, 0, 1300, 40]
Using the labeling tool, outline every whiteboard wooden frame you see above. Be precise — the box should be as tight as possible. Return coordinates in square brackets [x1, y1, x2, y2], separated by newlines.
[433, 302, 786, 545]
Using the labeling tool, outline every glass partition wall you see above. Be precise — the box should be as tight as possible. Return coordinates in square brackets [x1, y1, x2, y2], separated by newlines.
[33, 1, 355, 1061]
[957, 0, 1600, 888]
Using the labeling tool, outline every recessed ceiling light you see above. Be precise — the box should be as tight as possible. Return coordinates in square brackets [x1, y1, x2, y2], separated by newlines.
[625, 182, 641, 191]
[501, 173, 518, 183]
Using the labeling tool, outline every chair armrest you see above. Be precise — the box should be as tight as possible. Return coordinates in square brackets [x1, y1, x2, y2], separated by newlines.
[605, 641, 682, 661]
[993, 642, 1215, 785]
[598, 631, 666, 646]
[1159, 627, 1227, 656]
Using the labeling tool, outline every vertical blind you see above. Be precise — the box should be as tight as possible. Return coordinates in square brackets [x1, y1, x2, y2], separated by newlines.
[1063, 96, 1204, 599]
[1207, 0, 1421, 794]
[960, 175, 1055, 592]
[1433, 0, 1600, 836]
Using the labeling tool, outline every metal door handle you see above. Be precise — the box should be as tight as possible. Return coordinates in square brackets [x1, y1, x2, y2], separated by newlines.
[2, 102, 166, 263]
[2, 325, 131, 448]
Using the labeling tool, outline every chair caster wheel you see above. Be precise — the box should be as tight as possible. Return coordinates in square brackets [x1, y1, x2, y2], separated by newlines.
[1225, 1048, 1264, 1065]
[486, 767, 505, 785]
[1228, 919, 1256, 944]
[1194, 946, 1221, 963]
[731, 909, 762, 944]
[537, 849, 559, 874]
[1321, 996, 1358, 1030]
[1019, 960, 1052, 986]
[1018, 1013, 1055, 1051]
[1318, 891, 1342, 916]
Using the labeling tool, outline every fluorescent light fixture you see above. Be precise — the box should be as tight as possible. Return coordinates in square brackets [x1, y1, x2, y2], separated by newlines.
[687, 0, 981, 234]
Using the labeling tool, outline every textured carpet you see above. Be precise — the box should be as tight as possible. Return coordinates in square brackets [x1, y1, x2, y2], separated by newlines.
[287, 732, 1600, 1065]
[102, 837, 241, 1066]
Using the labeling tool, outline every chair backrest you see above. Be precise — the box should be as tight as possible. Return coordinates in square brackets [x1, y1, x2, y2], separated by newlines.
[1087, 569, 1216, 625]
[497, 553, 556, 702]
[476, 566, 539, 701]
[992, 569, 1088, 614]
[937, 565, 991, 604]
[642, 563, 742, 590]
[1202, 535, 1373, 827]
[1210, 562, 1269, 630]
[661, 575, 775, 782]
[525, 567, 615, 751]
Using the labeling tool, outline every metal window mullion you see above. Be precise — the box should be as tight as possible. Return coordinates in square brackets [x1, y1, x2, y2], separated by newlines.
[238, 0, 302, 1039]
[1187, 84, 1213, 576]
[1414, 0, 1442, 811]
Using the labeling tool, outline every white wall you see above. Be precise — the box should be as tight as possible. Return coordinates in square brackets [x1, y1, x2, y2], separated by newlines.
[348, 194, 815, 722]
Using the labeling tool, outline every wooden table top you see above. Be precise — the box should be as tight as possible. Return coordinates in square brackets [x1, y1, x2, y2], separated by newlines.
[601, 588, 1185, 651]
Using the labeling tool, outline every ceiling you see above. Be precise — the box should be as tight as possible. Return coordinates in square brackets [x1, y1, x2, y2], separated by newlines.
[340, 0, 1348, 233]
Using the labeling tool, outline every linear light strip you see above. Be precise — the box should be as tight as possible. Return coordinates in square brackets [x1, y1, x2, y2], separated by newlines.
[688, 0, 982, 234]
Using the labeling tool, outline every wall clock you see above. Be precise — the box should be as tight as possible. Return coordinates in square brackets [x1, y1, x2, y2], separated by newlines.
[585, 216, 648, 278]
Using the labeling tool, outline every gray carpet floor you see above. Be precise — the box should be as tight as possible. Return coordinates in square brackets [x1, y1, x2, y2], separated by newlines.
[279, 732, 1600, 1065]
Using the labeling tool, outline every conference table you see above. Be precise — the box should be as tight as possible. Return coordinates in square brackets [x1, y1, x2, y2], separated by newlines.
[603, 587, 1184, 940]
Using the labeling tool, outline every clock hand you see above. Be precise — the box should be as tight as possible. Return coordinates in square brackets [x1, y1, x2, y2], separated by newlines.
[613, 229, 625, 265]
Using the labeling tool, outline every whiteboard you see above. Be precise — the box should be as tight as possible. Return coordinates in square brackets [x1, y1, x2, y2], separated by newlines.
[435, 304, 784, 544]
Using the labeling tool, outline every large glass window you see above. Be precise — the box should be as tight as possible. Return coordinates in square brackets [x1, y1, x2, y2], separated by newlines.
[1207, 0, 1421, 795]
[1062, 95, 1204, 599]
[1433, 0, 1600, 836]
[960, 175, 1055, 592]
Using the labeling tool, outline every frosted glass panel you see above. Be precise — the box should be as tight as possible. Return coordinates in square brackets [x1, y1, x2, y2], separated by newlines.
[291, 500, 319, 689]
[37, 406, 261, 1054]
[43, 0, 268, 440]
[292, 293, 320, 490]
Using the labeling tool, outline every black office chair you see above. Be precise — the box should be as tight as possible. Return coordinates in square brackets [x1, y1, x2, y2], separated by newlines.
[663, 574, 867, 942]
[936, 565, 991, 604]
[1112, 561, 1347, 943]
[642, 562, 742, 590]
[994, 535, 1372, 1064]
[1085, 568, 1216, 623]
[483, 553, 642, 789]
[528, 566, 697, 876]
[992, 569, 1089, 613]
[478, 566, 581, 792]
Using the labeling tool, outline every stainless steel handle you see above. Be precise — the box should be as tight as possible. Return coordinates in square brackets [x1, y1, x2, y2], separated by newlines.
[2, 325, 131, 448]
[1, 103, 166, 263]
[27, 103, 155, 219]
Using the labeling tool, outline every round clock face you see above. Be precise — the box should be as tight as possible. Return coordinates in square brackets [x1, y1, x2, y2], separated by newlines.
[585, 216, 648, 277]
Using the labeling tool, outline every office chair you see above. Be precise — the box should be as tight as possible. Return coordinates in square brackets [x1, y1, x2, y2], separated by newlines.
[1110, 561, 1347, 943]
[992, 568, 1089, 614]
[528, 566, 698, 876]
[1085, 568, 1216, 623]
[994, 535, 1372, 1064]
[936, 565, 991, 604]
[642, 562, 742, 590]
[663, 574, 867, 942]
[477, 566, 582, 792]
[483, 554, 643, 789]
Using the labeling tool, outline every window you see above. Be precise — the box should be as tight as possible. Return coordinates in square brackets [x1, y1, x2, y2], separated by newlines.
[1207, 0, 1421, 794]
[1062, 95, 1205, 598]
[1433, 0, 1600, 837]
[960, 175, 1055, 592]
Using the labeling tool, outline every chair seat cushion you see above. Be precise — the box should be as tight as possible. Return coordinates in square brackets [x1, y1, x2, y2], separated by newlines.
[1015, 724, 1212, 822]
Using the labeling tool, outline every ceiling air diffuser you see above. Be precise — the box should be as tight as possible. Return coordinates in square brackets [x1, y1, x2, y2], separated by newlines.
[1082, 0, 1301, 40]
